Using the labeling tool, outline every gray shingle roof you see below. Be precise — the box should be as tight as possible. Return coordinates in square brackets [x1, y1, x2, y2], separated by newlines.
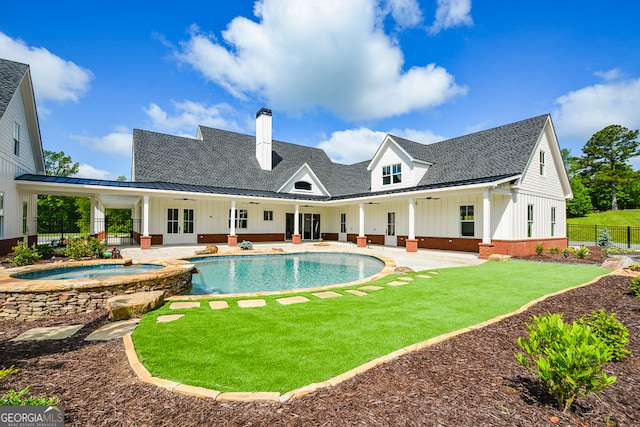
[0, 58, 28, 119]
[131, 114, 550, 199]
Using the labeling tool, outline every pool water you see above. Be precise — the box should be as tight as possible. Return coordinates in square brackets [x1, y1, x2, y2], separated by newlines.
[14, 264, 164, 280]
[186, 253, 385, 295]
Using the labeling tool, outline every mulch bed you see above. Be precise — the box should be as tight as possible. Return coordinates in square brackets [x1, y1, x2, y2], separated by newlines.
[1, 254, 639, 426]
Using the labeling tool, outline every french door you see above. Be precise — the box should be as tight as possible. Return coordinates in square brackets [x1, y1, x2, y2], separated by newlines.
[165, 208, 196, 244]
[285, 213, 321, 240]
[384, 211, 397, 246]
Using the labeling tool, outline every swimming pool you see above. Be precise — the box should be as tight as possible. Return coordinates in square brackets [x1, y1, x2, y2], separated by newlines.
[12, 264, 164, 280]
[185, 253, 386, 295]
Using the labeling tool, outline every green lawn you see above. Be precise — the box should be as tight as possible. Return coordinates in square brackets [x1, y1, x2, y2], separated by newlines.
[567, 209, 640, 226]
[132, 261, 608, 393]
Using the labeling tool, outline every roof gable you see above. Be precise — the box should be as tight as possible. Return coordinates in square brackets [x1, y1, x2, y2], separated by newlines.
[277, 163, 331, 196]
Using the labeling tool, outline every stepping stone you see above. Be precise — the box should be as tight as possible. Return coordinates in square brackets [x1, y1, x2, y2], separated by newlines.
[345, 290, 367, 296]
[428, 271, 440, 275]
[107, 291, 164, 321]
[209, 301, 229, 310]
[416, 275, 432, 279]
[12, 324, 84, 342]
[276, 296, 310, 305]
[312, 291, 342, 299]
[397, 276, 414, 281]
[386, 281, 408, 286]
[85, 318, 140, 341]
[358, 285, 383, 291]
[169, 301, 200, 310]
[156, 314, 185, 323]
[238, 299, 266, 308]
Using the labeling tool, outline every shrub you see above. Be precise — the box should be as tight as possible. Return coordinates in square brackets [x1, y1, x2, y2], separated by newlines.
[9, 241, 41, 266]
[575, 247, 590, 259]
[0, 365, 18, 380]
[604, 246, 620, 255]
[597, 228, 612, 247]
[35, 244, 54, 258]
[64, 236, 105, 260]
[577, 309, 631, 361]
[628, 262, 640, 271]
[0, 386, 60, 406]
[534, 244, 545, 255]
[630, 277, 640, 297]
[515, 312, 616, 412]
[548, 246, 561, 254]
[238, 240, 253, 250]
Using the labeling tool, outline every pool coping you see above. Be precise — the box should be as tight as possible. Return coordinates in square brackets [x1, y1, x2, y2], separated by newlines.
[167, 251, 396, 300]
[123, 270, 614, 403]
[122, 270, 618, 403]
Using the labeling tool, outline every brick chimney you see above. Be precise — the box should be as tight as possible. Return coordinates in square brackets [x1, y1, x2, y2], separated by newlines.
[256, 108, 272, 170]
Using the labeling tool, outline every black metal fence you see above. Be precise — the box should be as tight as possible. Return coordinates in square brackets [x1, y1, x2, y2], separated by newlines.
[567, 224, 640, 249]
[37, 218, 141, 246]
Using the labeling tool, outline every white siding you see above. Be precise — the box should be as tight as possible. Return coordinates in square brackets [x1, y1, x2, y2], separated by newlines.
[519, 127, 565, 198]
[369, 142, 428, 192]
[414, 194, 482, 238]
[511, 191, 566, 239]
[278, 166, 329, 196]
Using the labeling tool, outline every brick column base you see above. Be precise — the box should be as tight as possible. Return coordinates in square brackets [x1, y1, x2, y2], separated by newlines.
[478, 243, 495, 260]
[292, 234, 301, 244]
[227, 235, 238, 247]
[356, 236, 367, 248]
[140, 236, 152, 250]
[405, 239, 418, 253]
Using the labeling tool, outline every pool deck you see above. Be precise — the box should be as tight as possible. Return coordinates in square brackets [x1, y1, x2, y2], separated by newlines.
[120, 242, 484, 271]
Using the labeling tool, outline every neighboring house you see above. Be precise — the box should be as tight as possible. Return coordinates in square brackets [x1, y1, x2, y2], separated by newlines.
[0, 59, 45, 254]
[16, 107, 572, 258]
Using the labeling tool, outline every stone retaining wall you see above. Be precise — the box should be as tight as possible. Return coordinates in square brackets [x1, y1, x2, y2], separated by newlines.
[0, 261, 194, 321]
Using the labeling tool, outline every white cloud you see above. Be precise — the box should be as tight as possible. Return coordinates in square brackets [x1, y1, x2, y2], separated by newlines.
[318, 126, 444, 164]
[176, 0, 466, 121]
[73, 164, 116, 180]
[594, 68, 622, 81]
[0, 32, 93, 103]
[428, 0, 473, 34]
[71, 126, 133, 157]
[553, 78, 640, 142]
[144, 101, 242, 136]
[385, 0, 423, 28]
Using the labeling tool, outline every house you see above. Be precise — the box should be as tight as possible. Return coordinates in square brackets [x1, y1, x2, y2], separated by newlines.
[15, 106, 572, 259]
[0, 58, 45, 254]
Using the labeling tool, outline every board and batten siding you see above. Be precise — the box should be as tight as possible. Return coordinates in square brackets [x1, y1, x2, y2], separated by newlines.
[0, 79, 39, 240]
[518, 126, 566, 199]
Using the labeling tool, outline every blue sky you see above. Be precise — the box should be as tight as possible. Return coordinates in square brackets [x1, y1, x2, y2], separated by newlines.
[1, 0, 639, 179]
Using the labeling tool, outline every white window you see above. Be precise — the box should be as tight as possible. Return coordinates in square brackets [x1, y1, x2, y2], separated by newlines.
[263, 210, 273, 221]
[340, 213, 346, 233]
[229, 209, 248, 229]
[539, 151, 545, 176]
[13, 122, 20, 156]
[0, 192, 4, 238]
[527, 205, 534, 238]
[387, 212, 395, 236]
[22, 202, 28, 235]
[167, 208, 179, 234]
[382, 163, 401, 185]
[460, 205, 475, 236]
[551, 207, 556, 237]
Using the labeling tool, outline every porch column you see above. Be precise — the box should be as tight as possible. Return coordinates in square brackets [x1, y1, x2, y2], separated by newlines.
[140, 195, 151, 250]
[89, 197, 97, 236]
[406, 198, 418, 252]
[357, 203, 367, 248]
[292, 204, 301, 244]
[478, 189, 494, 259]
[228, 200, 237, 247]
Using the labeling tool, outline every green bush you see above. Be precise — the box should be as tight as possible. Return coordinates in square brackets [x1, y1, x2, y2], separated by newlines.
[64, 236, 105, 260]
[575, 247, 590, 259]
[9, 241, 41, 266]
[630, 276, 640, 297]
[577, 309, 631, 361]
[534, 244, 545, 255]
[548, 246, 561, 254]
[238, 240, 253, 250]
[35, 244, 54, 258]
[515, 312, 616, 412]
[0, 386, 60, 406]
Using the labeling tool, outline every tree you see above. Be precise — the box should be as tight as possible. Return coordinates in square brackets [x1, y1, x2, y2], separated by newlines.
[566, 176, 592, 217]
[578, 125, 640, 210]
[43, 150, 79, 176]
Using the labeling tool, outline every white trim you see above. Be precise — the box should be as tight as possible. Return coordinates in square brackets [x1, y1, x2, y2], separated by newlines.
[367, 135, 433, 171]
[276, 163, 331, 196]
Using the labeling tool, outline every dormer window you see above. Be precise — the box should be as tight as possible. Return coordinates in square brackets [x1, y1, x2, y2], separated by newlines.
[382, 163, 401, 185]
[294, 181, 312, 191]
